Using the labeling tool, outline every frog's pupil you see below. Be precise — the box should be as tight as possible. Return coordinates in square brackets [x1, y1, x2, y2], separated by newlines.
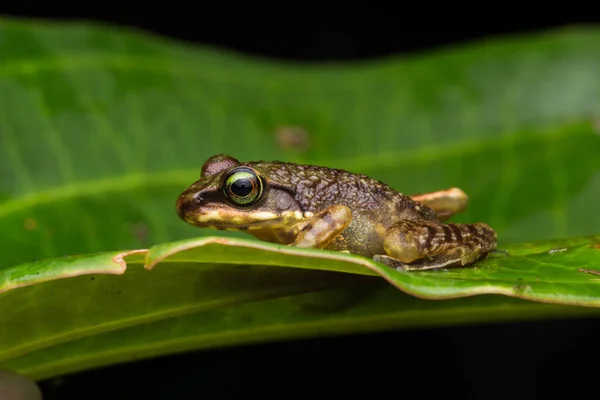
[232, 178, 253, 197]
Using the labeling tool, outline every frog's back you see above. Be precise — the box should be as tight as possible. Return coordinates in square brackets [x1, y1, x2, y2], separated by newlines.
[247, 160, 437, 222]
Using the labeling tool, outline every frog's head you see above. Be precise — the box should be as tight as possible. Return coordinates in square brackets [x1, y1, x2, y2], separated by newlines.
[176, 154, 304, 231]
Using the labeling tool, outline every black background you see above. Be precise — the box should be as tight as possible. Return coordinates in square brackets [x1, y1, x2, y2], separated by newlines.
[2, 5, 600, 399]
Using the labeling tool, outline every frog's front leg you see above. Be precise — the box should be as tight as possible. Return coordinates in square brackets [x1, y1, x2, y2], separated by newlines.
[374, 219, 497, 271]
[293, 205, 352, 249]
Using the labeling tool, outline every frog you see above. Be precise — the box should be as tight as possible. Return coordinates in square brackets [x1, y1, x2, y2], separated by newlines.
[176, 154, 497, 271]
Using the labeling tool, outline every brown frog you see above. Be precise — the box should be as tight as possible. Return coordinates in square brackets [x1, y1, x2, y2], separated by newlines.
[176, 154, 497, 271]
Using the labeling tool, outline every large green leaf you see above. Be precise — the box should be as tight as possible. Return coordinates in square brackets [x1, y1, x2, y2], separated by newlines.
[1, 18, 600, 379]
[2, 235, 600, 380]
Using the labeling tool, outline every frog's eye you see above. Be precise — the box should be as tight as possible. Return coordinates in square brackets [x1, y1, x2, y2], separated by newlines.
[224, 167, 264, 206]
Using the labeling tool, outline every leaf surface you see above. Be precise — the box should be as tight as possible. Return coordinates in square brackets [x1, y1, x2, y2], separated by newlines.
[3, 235, 600, 379]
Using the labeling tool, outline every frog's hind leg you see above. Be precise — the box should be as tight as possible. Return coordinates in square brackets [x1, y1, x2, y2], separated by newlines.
[410, 188, 468, 222]
[374, 219, 497, 271]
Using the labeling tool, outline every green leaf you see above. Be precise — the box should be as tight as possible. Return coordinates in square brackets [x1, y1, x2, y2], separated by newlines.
[2, 235, 600, 380]
[1, 18, 600, 379]
[145, 235, 600, 305]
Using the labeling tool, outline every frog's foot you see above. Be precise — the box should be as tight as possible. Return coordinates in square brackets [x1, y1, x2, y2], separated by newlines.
[375, 219, 497, 271]
[372, 255, 411, 270]
[374, 252, 487, 271]
[293, 205, 352, 249]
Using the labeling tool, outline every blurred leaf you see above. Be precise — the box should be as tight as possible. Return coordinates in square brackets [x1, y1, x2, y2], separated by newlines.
[1, 19, 600, 379]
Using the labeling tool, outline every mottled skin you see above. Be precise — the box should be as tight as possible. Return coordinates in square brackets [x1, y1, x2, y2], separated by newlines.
[176, 154, 497, 271]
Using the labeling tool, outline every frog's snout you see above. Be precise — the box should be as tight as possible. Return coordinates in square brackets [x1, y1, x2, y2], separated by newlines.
[176, 192, 199, 221]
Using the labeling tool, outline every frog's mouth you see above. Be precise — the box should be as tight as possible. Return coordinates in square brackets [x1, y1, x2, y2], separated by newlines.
[176, 194, 299, 230]
[186, 210, 303, 232]
[176, 182, 308, 232]
[189, 208, 284, 229]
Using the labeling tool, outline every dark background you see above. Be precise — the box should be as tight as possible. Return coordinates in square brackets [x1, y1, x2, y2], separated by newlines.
[2, 5, 600, 399]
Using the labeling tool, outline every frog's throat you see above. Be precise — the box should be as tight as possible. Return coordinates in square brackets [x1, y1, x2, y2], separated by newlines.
[190, 209, 308, 230]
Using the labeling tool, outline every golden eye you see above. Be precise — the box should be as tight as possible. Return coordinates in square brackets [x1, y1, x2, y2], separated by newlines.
[224, 167, 263, 206]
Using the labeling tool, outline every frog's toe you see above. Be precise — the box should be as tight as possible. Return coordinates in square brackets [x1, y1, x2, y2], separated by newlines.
[373, 254, 409, 271]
